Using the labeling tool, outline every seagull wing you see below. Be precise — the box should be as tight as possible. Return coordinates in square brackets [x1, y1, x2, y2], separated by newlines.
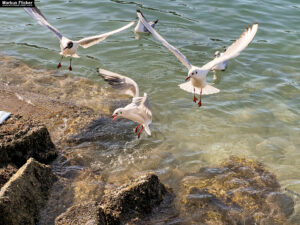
[77, 21, 135, 49]
[137, 10, 192, 70]
[132, 93, 152, 121]
[24, 7, 63, 40]
[98, 68, 139, 98]
[201, 23, 258, 71]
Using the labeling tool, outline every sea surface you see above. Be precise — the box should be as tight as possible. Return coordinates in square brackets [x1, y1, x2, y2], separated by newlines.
[0, 0, 299, 223]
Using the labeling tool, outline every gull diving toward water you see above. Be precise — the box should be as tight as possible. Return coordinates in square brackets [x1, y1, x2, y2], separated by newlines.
[24, 7, 135, 71]
[137, 10, 258, 107]
[134, 11, 158, 33]
[98, 69, 152, 139]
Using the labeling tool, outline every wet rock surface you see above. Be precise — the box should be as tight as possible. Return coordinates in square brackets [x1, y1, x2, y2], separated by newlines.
[0, 158, 57, 225]
[0, 164, 17, 188]
[180, 156, 294, 225]
[55, 174, 168, 225]
[0, 114, 57, 167]
[55, 201, 105, 225]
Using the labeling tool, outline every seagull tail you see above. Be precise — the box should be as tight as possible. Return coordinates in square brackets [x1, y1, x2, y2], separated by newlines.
[143, 124, 151, 136]
[178, 81, 220, 95]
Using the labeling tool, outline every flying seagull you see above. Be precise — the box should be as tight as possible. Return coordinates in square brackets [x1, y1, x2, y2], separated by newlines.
[98, 68, 152, 139]
[137, 10, 258, 107]
[24, 7, 135, 71]
[134, 11, 158, 33]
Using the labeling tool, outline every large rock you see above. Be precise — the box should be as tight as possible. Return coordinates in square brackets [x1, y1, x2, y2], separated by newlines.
[0, 158, 57, 225]
[55, 201, 106, 225]
[55, 174, 167, 225]
[180, 156, 294, 225]
[0, 114, 57, 167]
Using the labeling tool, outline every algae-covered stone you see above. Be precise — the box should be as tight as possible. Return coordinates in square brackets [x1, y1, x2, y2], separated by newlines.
[0, 114, 57, 167]
[0, 158, 57, 225]
[180, 156, 294, 225]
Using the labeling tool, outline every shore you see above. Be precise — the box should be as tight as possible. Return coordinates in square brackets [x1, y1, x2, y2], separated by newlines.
[0, 56, 296, 225]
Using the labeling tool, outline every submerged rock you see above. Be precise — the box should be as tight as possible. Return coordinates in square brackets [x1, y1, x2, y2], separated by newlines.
[0, 158, 57, 225]
[180, 156, 294, 225]
[55, 174, 167, 225]
[0, 114, 57, 167]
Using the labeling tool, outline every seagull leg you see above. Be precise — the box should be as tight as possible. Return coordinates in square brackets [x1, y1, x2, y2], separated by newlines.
[57, 56, 63, 68]
[193, 88, 198, 103]
[68, 58, 72, 71]
[137, 125, 144, 139]
[135, 124, 141, 133]
[198, 88, 202, 107]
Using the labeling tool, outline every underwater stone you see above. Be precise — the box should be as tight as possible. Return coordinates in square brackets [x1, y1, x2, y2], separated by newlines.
[180, 156, 294, 224]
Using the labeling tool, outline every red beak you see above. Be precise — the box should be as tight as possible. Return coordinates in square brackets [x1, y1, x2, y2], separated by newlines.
[112, 115, 117, 121]
[185, 76, 191, 81]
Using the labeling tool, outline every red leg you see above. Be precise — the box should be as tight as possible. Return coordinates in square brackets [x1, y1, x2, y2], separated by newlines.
[137, 126, 144, 139]
[68, 58, 72, 71]
[193, 88, 198, 103]
[198, 88, 202, 107]
[57, 56, 63, 68]
[135, 124, 141, 133]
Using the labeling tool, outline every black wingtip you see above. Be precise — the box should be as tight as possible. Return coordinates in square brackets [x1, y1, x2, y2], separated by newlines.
[154, 19, 159, 24]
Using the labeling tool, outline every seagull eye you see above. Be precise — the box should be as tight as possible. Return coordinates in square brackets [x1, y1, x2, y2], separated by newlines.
[120, 112, 122, 114]
[195, 71, 198, 74]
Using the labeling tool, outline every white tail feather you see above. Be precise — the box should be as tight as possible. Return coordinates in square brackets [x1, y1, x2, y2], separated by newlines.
[178, 81, 220, 95]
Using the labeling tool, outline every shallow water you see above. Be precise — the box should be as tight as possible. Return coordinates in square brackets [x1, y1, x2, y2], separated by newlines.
[1, 0, 300, 223]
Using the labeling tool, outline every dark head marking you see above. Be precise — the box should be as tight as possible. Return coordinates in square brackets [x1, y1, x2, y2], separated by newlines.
[65, 42, 73, 49]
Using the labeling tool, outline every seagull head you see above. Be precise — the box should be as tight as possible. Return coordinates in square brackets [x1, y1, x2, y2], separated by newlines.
[111, 108, 124, 121]
[186, 68, 199, 81]
[64, 41, 74, 50]
[214, 51, 221, 57]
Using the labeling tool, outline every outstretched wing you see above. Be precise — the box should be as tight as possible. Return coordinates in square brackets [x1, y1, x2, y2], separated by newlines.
[98, 68, 139, 98]
[77, 21, 135, 48]
[201, 23, 258, 71]
[137, 10, 192, 70]
[24, 7, 63, 40]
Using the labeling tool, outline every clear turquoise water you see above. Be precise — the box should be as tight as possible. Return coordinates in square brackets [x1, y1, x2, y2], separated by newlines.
[1, 0, 300, 223]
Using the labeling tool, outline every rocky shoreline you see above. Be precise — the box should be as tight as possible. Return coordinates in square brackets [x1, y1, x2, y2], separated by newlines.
[0, 56, 295, 224]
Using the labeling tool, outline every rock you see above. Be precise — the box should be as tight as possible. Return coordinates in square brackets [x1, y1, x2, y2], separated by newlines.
[0, 164, 17, 188]
[55, 174, 167, 225]
[0, 158, 57, 225]
[100, 173, 167, 224]
[0, 114, 57, 167]
[180, 156, 294, 224]
[55, 201, 106, 225]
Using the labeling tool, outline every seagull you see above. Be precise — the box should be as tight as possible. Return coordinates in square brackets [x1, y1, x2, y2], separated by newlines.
[134, 11, 158, 33]
[98, 68, 152, 139]
[24, 7, 135, 71]
[212, 51, 228, 71]
[137, 10, 258, 107]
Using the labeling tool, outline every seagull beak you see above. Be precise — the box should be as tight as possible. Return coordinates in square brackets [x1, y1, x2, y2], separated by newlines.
[112, 115, 118, 121]
[185, 76, 191, 81]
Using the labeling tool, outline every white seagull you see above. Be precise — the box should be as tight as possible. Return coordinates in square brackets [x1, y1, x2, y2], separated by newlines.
[137, 10, 258, 107]
[134, 11, 158, 33]
[98, 69, 152, 139]
[24, 7, 135, 71]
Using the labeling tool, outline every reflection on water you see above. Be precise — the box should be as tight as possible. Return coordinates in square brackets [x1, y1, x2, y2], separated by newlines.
[0, 0, 300, 224]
